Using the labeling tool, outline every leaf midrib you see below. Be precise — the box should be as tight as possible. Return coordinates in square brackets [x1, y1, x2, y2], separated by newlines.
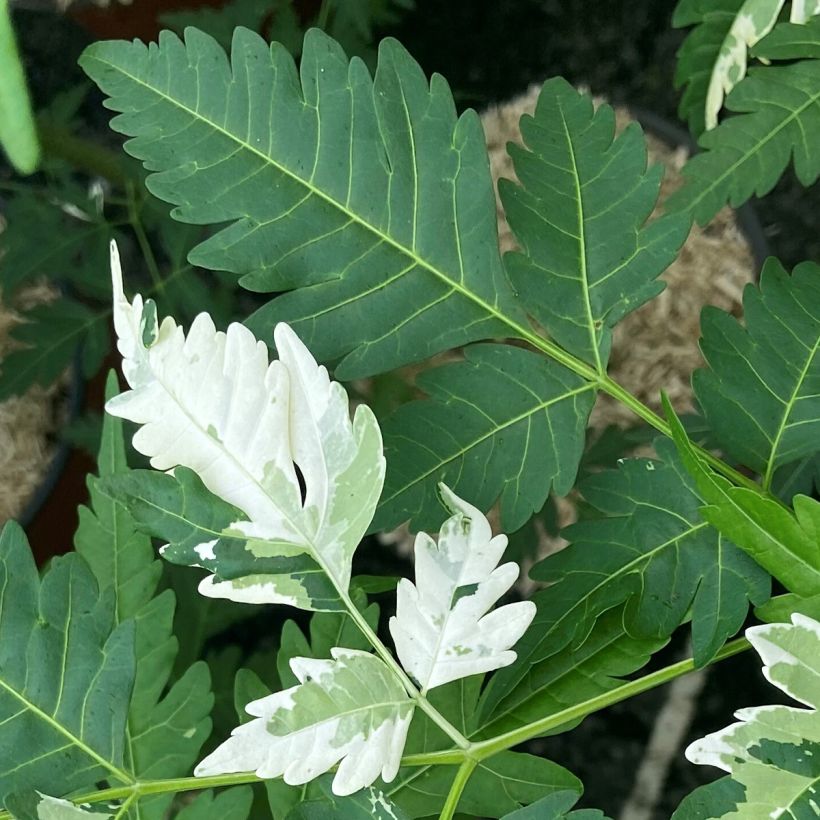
[88, 55, 526, 334]
[763, 330, 820, 489]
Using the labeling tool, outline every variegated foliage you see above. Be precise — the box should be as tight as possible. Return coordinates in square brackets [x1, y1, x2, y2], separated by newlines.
[390, 486, 536, 693]
[681, 614, 820, 818]
[107, 241, 385, 607]
[107, 252, 535, 795]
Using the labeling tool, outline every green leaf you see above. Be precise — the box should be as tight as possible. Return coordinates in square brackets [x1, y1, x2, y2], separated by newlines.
[683, 614, 820, 818]
[80, 28, 522, 379]
[174, 787, 254, 820]
[666, 397, 820, 598]
[672, 778, 747, 820]
[105, 468, 346, 612]
[374, 344, 595, 533]
[500, 789, 610, 819]
[0, 0, 39, 173]
[74, 372, 214, 820]
[391, 753, 581, 819]
[666, 57, 820, 223]
[477, 605, 663, 737]
[286, 777, 410, 820]
[5, 793, 113, 820]
[502, 77, 689, 372]
[0, 299, 109, 400]
[673, 0, 786, 135]
[753, 16, 820, 57]
[198, 649, 414, 796]
[0, 521, 135, 804]
[693, 259, 820, 490]
[0, 190, 113, 298]
[531, 439, 770, 666]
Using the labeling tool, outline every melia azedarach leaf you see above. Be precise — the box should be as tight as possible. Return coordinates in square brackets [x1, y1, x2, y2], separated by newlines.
[676, 614, 820, 819]
[667, 19, 820, 223]
[390, 486, 536, 692]
[530, 439, 769, 667]
[694, 259, 820, 490]
[673, 0, 811, 135]
[0, 522, 135, 805]
[105, 241, 384, 608]
[75, 372, 213, 819]
[79, 27, 522, 379]
[502, 77, 689, 372]
[666, 398, 820, 601]
[197, 649, 414, 796]
[374, 344, 595, 533]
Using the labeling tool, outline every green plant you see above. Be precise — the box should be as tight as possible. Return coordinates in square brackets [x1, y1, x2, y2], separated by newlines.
[2, 3, 820, 819]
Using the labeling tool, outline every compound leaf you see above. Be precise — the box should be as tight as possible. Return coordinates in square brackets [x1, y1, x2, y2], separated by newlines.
[0, 522, 135, 805]
[674, 0, 787, 134]
[682, 614, 820, 818]
[694, 259, 820, 490]
[197, 649, 414, 797]
[374, 343, 595, 533]
[80, 27, 522, 379]
[531, 439, 770, 666]
[666, 56, 820, 223]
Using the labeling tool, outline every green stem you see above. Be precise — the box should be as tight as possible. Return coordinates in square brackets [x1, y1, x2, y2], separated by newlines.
[439, 758, 478, 820]
[0, 635, 750, 820]
[126, 182, 164, 295]
[316, 0, 333, 30]
[472, 636, 750, 760]
[340, 589, 472, 750]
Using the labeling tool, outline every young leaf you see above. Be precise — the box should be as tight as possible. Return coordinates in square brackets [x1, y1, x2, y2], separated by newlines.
[666, 397, 820, 599]
[196, 649, 414, 796]
[106, 242, 385, 603]
[389, 485, 536, 692]
[80, 28, 521, 379]
[531, 439, 770, 666]
[502, 77, 689, 372]
[0, 522, 135, 803]
[675, 0, 787, 134]
[666, 56, 820, 223]
[693, 259, 820, 490]
[74, 372, 213, 820]
[683, 614, 820, 818]
[374, 343, 595, 533]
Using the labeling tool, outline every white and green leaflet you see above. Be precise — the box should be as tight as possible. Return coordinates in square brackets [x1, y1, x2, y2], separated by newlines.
[196, 649, 414, 796]
[106, 241, 385, 607]
[685, 613, 820, 817]
[390, 486, 536, 693]
[704, 0, 820, 130]
[5, 793, 113, 820]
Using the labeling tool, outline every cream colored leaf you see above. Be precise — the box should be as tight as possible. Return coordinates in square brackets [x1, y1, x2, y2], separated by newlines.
[389, 484, 536, 692]
[195, 649, 414, 796]
[106, 241, 385, 604]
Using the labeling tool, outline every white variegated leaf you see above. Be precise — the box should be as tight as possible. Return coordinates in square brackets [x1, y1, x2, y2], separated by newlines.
[5, 792, 113, 820]
[389, 484, 536, 692]
[196, 649, 414, 796]
[705, 0, 786, 131]
[790, 0, 820, 22]
[684, 613, 820, 818]
[106, 242, 385, 605]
